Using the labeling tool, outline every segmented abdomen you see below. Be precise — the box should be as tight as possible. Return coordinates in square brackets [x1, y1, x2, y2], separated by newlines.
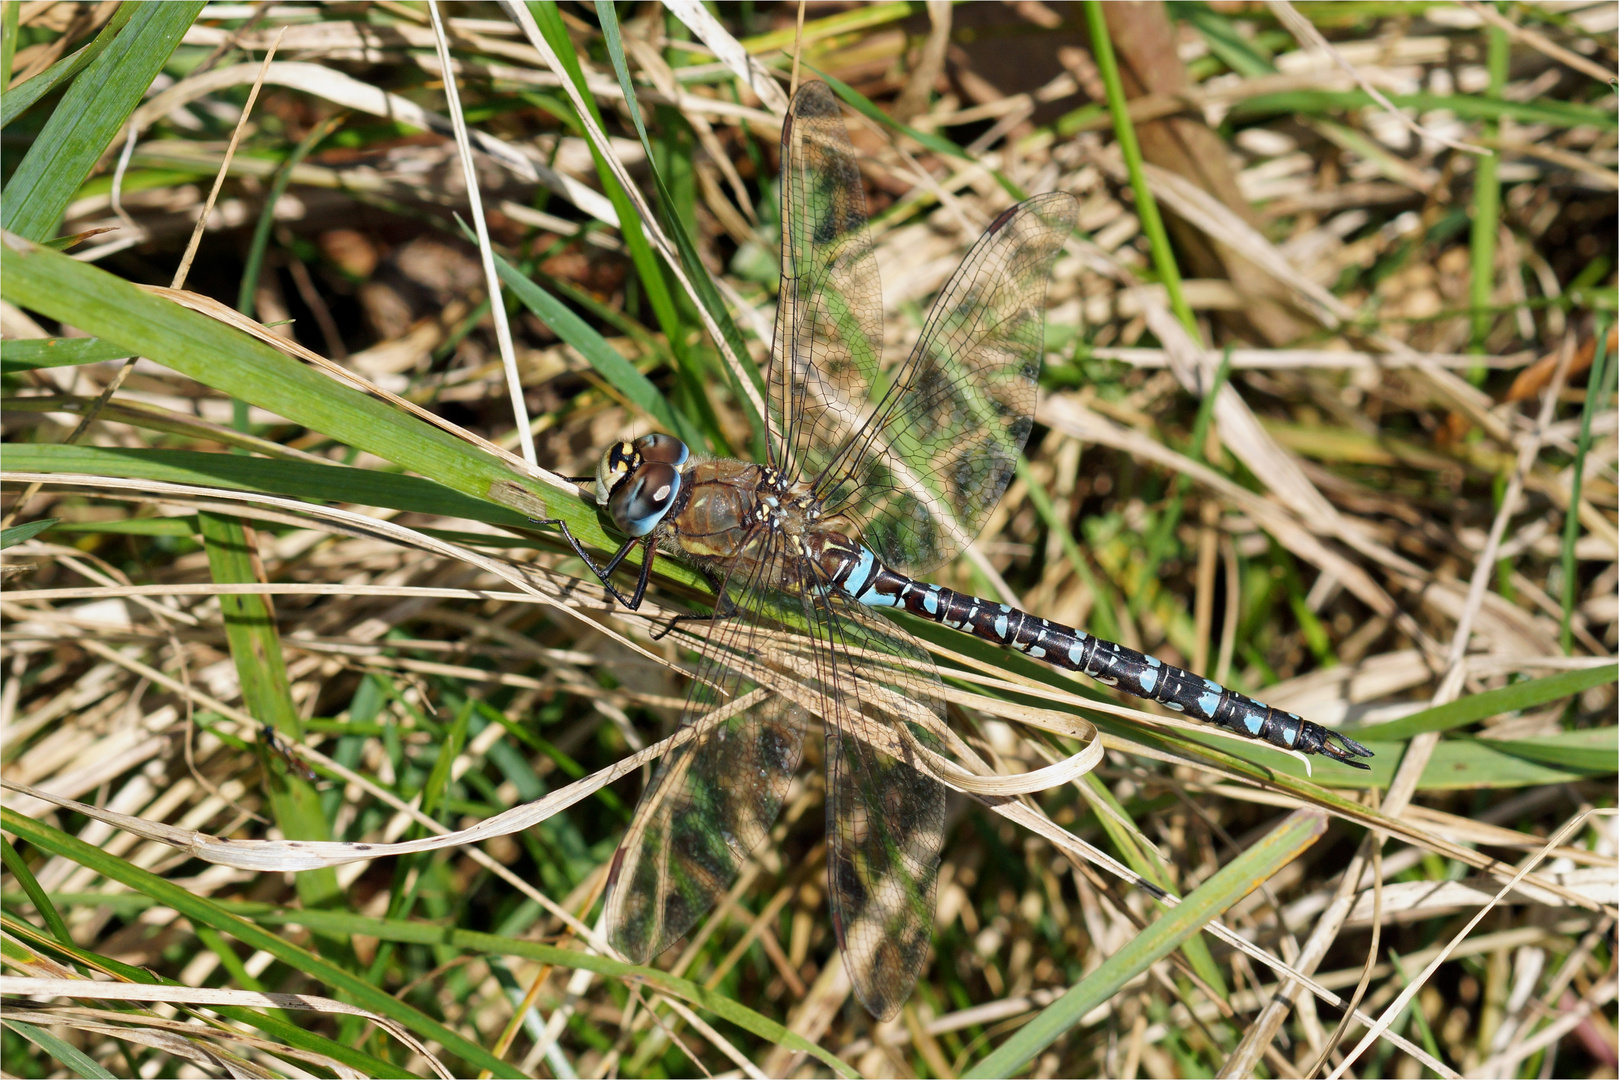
[821, 540, 1372, 767]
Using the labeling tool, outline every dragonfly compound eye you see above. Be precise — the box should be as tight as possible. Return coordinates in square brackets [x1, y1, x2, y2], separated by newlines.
[634, 433, 690, 467]
[608, 461, 682, 537]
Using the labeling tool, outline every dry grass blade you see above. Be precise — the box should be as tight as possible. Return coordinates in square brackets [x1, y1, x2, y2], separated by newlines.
[0, 977, 452, 1078]
[1267, 0, 1489, 156]
[426, 0, 533, 466]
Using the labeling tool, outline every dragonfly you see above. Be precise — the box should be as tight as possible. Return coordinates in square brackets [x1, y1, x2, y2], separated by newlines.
[544, 80, 1373, 1020]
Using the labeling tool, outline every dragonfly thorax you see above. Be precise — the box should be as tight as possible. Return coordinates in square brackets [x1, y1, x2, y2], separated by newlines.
[595, 433, 691, 538]
[753, 474, 823, 535]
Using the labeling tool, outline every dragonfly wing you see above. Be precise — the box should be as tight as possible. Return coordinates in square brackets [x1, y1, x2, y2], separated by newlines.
[824, 191, 1079, 575]
[770, 80, 885, 485]
[812, 590, 948, 1020]
[605, 539, 808, 964]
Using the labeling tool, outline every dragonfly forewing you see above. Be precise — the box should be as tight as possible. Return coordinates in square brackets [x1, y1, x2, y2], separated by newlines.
[771, 80, 886, 488]
[830, 191, 1080, 575]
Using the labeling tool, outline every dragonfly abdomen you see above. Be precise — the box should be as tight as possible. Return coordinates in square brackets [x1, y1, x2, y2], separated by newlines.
[833, 545, 1373, 769]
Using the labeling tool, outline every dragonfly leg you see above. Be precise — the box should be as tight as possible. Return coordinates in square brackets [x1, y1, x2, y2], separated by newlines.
[258, 724, 318, 783]
[649, 567, 739, 641]
[533, 518, 654, 610]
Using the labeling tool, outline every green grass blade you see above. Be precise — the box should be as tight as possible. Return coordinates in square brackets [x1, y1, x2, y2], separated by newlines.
[594, 2, 653, 148]
[0, 1, 137, 130]
[4, 394, 340, 460]
[1083, 0, 1195, 334]
[3, 442, 713, 600]
[0, 234, 582, 532]
[1349, 664, 1618, 742]
[1230, 89, 1613, 132]
[2, 1019, 116, 1079]
[0, 0, 17, 89]
[1180, 4, 1274, 76]
[32, 517, 196, 538]
[492, 248, 697, 442]
[526, 6, 688, 373]
[738, 2, 921, 54]
[197, 512, 305, 744]
[0, 336, 131, 370]
[1, 807, 523, 1077]
[1486, 726, 1616, 770]
[0, 836, 72, 944]
[419, 700, 473, 820]
[964, 809, 1329, 1078]
[238, 114, 344, 317]
[196, 512, 350, 939]
[1, 1, 202, 240]
[3, 445, 526, 523]
[1, 517, 56, 548]
[1563, 320, 1610, 652]
[1080, 774, 1229, 1000]
[1179, 729, 1614, 788]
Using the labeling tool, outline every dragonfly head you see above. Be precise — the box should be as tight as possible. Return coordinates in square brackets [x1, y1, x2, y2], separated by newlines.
[595, 434, 690, 537]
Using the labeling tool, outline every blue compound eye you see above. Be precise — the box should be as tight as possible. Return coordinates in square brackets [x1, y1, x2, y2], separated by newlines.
[607, 462, 681, 537]
[634, 433, 689, 467]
